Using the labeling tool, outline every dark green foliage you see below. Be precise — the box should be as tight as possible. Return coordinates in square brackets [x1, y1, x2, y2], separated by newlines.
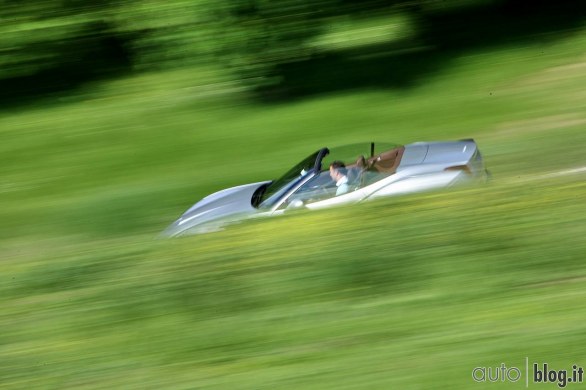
[3, 0, 586, 103]
[0, 3, 133, 103]
[212, 0, 334, 85]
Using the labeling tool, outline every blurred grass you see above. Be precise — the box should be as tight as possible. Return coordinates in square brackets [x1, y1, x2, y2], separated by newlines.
[1, 22, 586, 389]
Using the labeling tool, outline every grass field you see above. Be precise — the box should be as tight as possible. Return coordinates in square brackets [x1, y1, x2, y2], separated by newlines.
[1, 23, 585, 389]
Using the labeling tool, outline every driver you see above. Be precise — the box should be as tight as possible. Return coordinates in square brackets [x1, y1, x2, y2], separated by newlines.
[329, 161, 350, 196]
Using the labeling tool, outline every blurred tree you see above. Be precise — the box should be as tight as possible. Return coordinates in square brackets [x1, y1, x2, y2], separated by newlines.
[2, 0, 583, 102]
[209, 0, 337, 90]
[0, 0, 226, 101]
[113, 0, 220, 70]
[0, 0, 132, 100]
[212, 0, 586, 98]
[207, 0, 432, 96]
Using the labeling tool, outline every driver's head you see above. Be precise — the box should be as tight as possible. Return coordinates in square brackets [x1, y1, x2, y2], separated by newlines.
[329, 161, 347, 180]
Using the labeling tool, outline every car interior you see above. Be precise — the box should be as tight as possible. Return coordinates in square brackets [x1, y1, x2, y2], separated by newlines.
[284, 145, 406, 208]
[344, 145, 405, 187]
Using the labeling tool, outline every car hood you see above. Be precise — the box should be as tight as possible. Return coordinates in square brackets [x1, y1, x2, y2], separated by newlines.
[162, 181, 270, 237]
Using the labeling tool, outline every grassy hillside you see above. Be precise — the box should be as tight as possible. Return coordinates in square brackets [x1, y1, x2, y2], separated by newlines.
[1, 25, 585, 389]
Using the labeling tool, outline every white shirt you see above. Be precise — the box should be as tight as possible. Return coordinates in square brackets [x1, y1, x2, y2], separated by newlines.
[335, 176, 350, 196]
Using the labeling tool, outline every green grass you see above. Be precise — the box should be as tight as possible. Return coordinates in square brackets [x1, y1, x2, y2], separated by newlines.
[1, 26, 586, 389]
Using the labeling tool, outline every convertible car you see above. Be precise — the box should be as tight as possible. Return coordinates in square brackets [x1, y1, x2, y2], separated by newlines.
[163, 140, 488, 237]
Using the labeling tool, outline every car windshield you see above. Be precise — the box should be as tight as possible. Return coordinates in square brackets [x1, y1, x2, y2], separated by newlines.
[258, 149, 325, 209]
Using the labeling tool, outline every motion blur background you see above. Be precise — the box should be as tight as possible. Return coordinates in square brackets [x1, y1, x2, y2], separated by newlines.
[1, 0, 585, 388]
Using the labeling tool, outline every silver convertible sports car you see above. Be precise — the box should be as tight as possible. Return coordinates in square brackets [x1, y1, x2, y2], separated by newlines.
[163, 140, 488, 237]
